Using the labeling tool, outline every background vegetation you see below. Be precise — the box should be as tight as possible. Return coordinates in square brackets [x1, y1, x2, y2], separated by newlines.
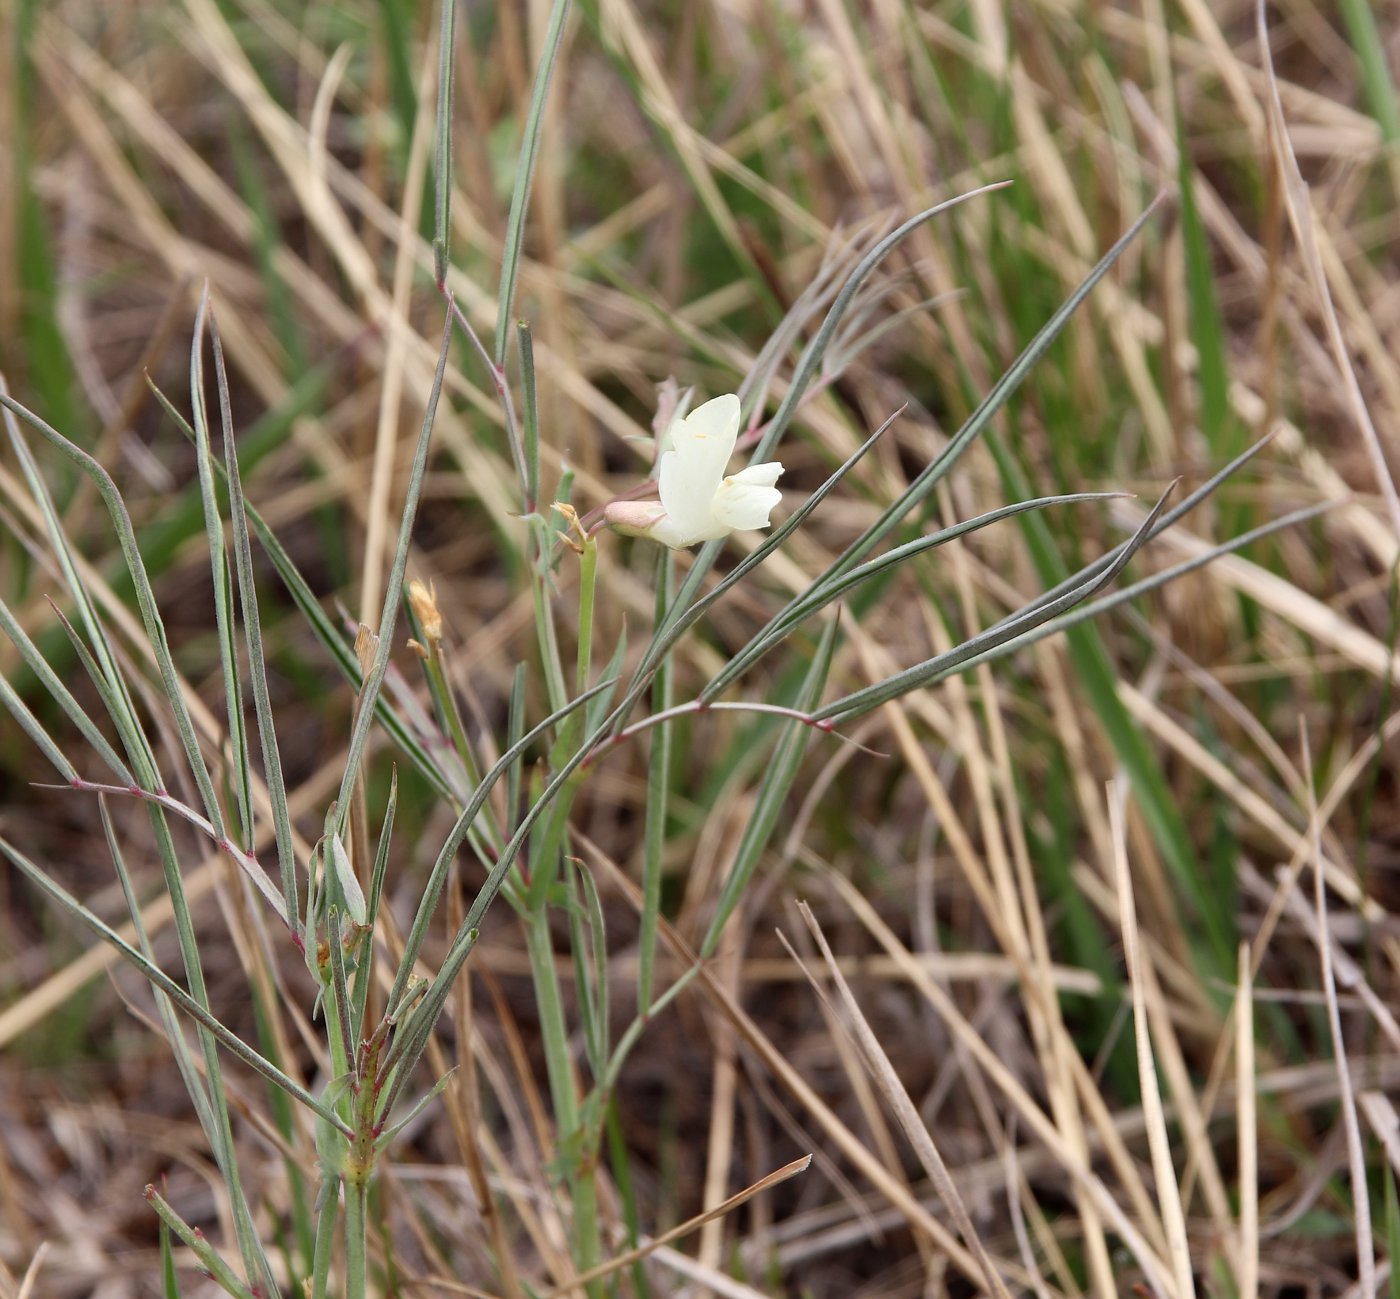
[2, 0, 1399, 1295]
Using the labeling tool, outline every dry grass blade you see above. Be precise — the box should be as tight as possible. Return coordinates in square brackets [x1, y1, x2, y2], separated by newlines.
[5, 0, 1398, 1292]
[1108, 784, 1195, 1299]
[13, 1243, 48, 1299]
[537, 1155, 812, 1299]
[1255, 0, 1400, 545]
[1300, 725, 1376, 1294]
[786, 901, 1015, 1299]
[1236, 945, 1259, 1299]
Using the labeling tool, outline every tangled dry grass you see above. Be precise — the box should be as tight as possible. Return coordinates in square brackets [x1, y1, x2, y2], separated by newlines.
[3, 1, 1400, 1296]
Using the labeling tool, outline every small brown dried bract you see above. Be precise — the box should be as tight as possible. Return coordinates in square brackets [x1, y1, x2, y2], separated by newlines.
[552, 501, 587, 554]
[407, 578, 443, 644]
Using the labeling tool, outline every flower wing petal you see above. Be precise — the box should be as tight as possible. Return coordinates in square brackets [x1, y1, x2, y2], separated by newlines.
[711, 461, 784, 531]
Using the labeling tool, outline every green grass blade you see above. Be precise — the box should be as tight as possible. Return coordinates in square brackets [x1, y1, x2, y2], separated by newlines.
[210, 310, 300, 926]
[992, 439, 1236, 978]
[494, 0, 572, 364]
[813, 484, 1175, 723]
[331, 306, 455, 842]
[506, 663, 527, 834]
[638, 548, 673, 1014]
[431, 0, 457, 285]
[0, 391, 226, 838]
[189, 290, 254, 852]
[518, 321, 541, 511]
[1175, 120, 1243, 475]
[0, 833, 352, 1136]
[0, 597, 131, 781]
[1339, 0, 1400, 150]
[699, 615, 840, 958]
[704, 491, 1125, 700]
[159, 1206, 182, 1299]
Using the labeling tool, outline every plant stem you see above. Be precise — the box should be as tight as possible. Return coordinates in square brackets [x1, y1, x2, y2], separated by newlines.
[525, 907, 604, 1295]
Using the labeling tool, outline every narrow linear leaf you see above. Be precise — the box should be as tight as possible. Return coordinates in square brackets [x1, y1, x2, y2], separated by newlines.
[494, 0, 573, 364]
[814, 484, 1176, 723]
[210, 310, 301, 923]
[0, 833, 351, 1137]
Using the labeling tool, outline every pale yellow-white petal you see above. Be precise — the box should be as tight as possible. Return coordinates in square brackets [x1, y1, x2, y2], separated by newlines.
[711, 460, 784, 531]
[658, 394, 740, 542]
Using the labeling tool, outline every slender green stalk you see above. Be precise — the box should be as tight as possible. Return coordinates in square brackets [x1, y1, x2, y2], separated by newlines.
[432, 0, 458, 285]
[519, 322, 541, 512]
[211, 310, 300, 925]
[495, 0, 573, 365]
[188, 290, 253, 852]
[525, 907, 604, 1291]
[145, 1187, 257, 1299]
[639, 548, 673, 1014]
[330, 304, 455, 845]
[344, 1181, 369, 1299]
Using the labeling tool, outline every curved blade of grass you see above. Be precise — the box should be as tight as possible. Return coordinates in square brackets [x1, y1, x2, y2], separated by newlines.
[209, 310, 300, 926]
[331, 305, 454, 842]
[494, 0, 572, 365]
[0, 596, 131, 782]
[1021, 432, 1278, 623]
[699, 614, 840, 959]
[1, 382, 159, 784]
[384, 674, 619, 1016]
[649, 184, 1013, 672]
[620, 406, 897, 720]
[0, 833, 352, 1135]
[703, 491, 1126, 701]
[949, 500, 1336, 681]
[189, 290, 254, 853]
[813, 484, 1176, 723]
[431, 0, 457, 285]
[0, 390, 225, 836]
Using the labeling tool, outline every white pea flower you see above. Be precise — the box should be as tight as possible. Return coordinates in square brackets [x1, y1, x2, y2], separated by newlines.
[605, 394, 784, 549]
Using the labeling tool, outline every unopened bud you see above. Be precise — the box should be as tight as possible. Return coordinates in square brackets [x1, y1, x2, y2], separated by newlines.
[602, 499, 667, 538]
